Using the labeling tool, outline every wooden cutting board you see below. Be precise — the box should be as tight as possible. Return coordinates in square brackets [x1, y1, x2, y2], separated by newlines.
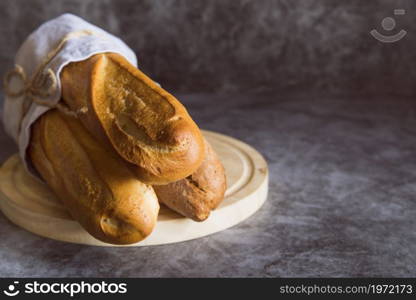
[0, 130, 268, 246]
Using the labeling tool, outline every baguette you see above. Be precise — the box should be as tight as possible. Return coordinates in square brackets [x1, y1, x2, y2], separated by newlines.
[61, 53, 204, 185]
[29, 109, 159, 245]
[154, 140, 226, 221]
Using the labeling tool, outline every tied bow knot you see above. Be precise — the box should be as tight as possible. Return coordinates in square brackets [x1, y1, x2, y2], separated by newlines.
[4, 64, 57, 104]
[3, 29, 96, 118]
[3, 64, 79, 117]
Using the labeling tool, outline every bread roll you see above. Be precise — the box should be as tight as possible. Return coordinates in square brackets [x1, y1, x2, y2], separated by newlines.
[61, 53, 204, 185]
[154, 140, 226, 221]
[28, 109, 159, 245]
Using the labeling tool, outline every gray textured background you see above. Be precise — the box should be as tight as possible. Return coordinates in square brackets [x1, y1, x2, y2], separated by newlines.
[0, 0, 416, 95]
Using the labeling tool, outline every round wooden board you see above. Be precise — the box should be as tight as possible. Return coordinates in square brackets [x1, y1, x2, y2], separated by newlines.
[0, 130, 268, 247]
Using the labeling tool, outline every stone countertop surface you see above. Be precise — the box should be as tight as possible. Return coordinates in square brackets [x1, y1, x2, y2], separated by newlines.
[1, 93, 415, 277]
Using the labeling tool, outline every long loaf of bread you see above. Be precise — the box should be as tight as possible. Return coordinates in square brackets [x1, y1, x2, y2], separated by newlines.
[61, 53, 205, 185]
[29, 109, 159, 245]
[154, 140, 226, 221]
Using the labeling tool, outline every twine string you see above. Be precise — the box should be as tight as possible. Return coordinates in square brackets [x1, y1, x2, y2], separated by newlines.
[3, 29, 96, 118]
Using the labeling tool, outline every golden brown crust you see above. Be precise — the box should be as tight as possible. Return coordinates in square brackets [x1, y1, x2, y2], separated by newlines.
[61, 53, 205, 185]
[154, 140, 226, 221]
[28, 110, 159, 245]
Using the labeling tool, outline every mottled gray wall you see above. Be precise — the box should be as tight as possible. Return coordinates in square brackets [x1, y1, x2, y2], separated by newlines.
[0, 0, 415, 95]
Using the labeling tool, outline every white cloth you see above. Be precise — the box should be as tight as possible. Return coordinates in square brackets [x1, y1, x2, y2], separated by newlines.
[2, 13, 137, 175]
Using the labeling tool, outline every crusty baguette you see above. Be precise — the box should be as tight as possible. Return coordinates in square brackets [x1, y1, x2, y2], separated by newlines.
[28, 109, 159, 245]
[154, 140, 226, 221]
[61, 53, 205, 185]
